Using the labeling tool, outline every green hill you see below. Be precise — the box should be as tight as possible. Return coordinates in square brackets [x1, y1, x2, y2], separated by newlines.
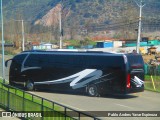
[2, 0, 160, 40]
[3, 0, 160, 25]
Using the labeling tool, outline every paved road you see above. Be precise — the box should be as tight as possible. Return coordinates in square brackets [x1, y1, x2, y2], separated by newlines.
[30, 90, 160, 111]
[30, 90, 160, 120]
[0, 54, 12, 81]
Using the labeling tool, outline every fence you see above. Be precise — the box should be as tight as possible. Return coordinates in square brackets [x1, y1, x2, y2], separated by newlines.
[144, 64, 160, 92]
[0, 82, 100, 120]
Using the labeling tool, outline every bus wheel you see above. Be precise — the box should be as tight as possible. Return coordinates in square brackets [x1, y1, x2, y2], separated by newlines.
[25, 80, 34, 91]
[87, 85, 98, 97]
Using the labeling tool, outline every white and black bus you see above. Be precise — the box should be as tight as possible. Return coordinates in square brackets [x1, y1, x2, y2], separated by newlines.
[5, 50, 145, 96]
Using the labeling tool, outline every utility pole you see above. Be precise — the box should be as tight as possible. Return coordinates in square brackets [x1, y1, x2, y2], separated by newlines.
[134, 0, 145, 53]
[1, 0, 5, 82]
[59, 0, 64, 49]
[59, 7, 62, 49]
[22, 19, 25, 51]
[14, 19, 25, 51]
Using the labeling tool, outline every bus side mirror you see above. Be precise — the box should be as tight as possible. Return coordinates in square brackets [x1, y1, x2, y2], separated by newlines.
[5, 59, 12, 67]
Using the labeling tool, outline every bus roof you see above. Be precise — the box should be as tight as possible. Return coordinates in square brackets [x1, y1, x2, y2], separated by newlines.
[21, 49, 127, 56]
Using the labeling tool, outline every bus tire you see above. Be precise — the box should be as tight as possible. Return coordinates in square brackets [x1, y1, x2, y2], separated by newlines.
[25, 80, 34, 91]
[87, 85, 98, 97]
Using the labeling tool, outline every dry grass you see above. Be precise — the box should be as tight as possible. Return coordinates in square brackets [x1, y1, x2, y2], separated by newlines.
[142, 54, 155, 63]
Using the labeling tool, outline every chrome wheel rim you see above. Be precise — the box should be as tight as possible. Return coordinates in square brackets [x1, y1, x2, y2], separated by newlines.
[26, 82, 34, 90]
[89, 87, 95, 96]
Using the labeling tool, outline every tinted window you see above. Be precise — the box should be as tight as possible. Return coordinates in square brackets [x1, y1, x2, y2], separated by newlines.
[85, 55, 124, 68]
[47, 54, 84, 67]
[14, 54, 27, 64]
[127, 54, 144, 65]
[24, 54, 48, 67]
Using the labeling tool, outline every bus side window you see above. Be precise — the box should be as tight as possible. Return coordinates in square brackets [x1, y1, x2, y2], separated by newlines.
[72, 55, 84, 68]
[38, 54, 49, 67]
[14, 54, 27, 66]
[24, 54, 41, 67]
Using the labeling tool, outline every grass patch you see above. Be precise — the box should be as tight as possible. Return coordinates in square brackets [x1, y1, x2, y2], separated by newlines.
[144, 75, 160, 93]
[145, 82, 160, 92]
[0, 80, 60, 110]
[0, 79, 75, 120]
[145, 75, 160, 81]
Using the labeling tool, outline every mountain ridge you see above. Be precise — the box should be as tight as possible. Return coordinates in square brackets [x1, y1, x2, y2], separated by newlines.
[2, 0, 160, 40]
[3, 0, 160, 27]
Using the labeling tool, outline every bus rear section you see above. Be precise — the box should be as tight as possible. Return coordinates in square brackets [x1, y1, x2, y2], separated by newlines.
[125, 54, 145, 93]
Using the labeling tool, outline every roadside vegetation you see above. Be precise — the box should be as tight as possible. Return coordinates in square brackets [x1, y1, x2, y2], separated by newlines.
[145, 75, 160, 92]
[0, 79, 76, 120]
[64, 38, 96, 48]
[0, 47, 16, 55]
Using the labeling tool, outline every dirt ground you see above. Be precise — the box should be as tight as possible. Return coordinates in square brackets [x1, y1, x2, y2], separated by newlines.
[142, 54, 155, 63]
[142, 52, 160, 64]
